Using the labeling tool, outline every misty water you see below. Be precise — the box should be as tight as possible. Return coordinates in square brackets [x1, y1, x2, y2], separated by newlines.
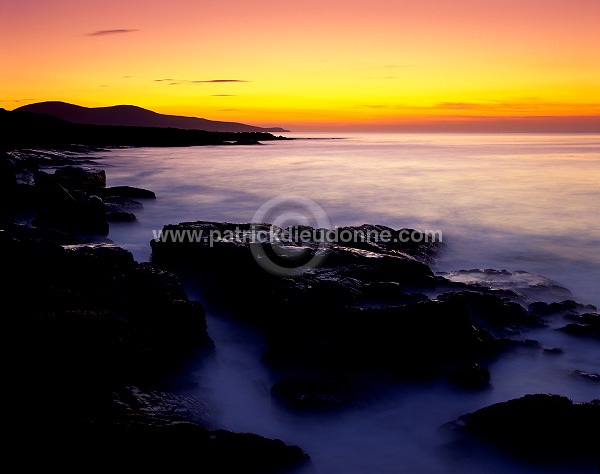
[94, 133, 599, 473]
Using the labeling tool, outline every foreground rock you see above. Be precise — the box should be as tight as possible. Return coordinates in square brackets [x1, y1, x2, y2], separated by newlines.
[559, 312, 600, 339]
[2, 224, 213, 386]
[1, 150, 157, 235]
[150, 221, 541, 382]
[21, 385, 308, 472]
[439, 268, 574, 302]
[101, 185, 156, 199]
[448, 394, 600, 463]
[3, 225, 309, 472]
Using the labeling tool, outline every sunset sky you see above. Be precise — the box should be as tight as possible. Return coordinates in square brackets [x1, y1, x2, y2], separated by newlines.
[1, 0, 599, 131]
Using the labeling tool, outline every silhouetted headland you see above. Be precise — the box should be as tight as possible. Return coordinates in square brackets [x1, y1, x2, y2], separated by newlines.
[15, 101, 289, 133]
[0, 107, 290, 151]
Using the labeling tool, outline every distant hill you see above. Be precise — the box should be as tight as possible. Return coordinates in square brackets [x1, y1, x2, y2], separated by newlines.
[0, 108, 290, 150]
[14, 101, 290, 133]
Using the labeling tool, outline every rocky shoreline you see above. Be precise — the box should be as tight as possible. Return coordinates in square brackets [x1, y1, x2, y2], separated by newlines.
[2, 147, 598, 471]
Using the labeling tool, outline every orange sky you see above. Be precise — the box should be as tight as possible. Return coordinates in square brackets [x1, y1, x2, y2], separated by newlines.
[1, 0, 599, 131]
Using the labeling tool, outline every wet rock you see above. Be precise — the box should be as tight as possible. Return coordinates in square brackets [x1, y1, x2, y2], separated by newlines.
[558, 312, 600, 339]
[437, 291, 541, 335]
[438, 269, 573, 302]
[53, 165, 106, 192]
[102, 185, 156, 199]
[0, 152, 37, 213]
[528, 300, 597, 317]
[111, 386, 216, 426]
[33, 171, 109, 235]
[543, 347, 563, 355]
[565, 312, 600, 324]
[232, 139, 261, 145]
[104, 196, 143, 211]
[264, 298, 498, 375]
[107, 210, 137, 222]
[447, 363, 490, 390]
[0, 152, 18, 187]
[23, 387, 309, 473]
[2, 226, 213, 386]
[151, 221, 514, 378]
[360, 283, 428, 307]
[449, 394, 600, 461]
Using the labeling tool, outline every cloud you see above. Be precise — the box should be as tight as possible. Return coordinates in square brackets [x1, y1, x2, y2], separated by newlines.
[217, 109, 239, 111]
[191, 79, 248, 83]
[154, 79, 249, 85]
[435, 102, 535, 110]
[87, 29, 139, 36]
[211, 94, 236, 96]
[354, 100, 600, 113]
[0, 99, 35, 103]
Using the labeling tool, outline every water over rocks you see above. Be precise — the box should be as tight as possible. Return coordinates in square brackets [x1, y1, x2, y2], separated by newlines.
[3, 147, 598, 471]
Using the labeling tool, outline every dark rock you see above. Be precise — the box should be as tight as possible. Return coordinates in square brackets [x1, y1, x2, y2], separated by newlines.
[33, 171, 109, 235]
[438, 291, 540, 335]
[438, 268, 573, 301]
[111, 385, 216, 426]
[103, 196, 143, 211]
[1, 226, 213, 387]
[564, 311, 600, 325]
[543, 347, 563, 355]
[447, 363, 490, 390]
[232, 139, 261, 145]
[107, 210, 137, 222]
[102, 185, 156, 199]
[20, 386, 309, 473]
[450, 394, 600, 461]
[0, 152, 37, 213]
[0, 152, 18, 186]
[528, 300, 597, 317]
[53, 165, 106, 192]
[558, 313, 600, 339]
[264, 298, 498, 375]
[151, 221, 510, 379]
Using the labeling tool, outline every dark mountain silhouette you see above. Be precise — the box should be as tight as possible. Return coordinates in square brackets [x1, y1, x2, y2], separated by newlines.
[14, 101, 289, 133]
[0, 108, 290, 151]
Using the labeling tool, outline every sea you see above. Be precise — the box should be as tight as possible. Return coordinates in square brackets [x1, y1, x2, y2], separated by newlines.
[91, 133, 599, 474]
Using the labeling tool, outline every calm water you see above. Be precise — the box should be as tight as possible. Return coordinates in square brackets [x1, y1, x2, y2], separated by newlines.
[92, 133, 599, 473]
[100, 132, 600, 307]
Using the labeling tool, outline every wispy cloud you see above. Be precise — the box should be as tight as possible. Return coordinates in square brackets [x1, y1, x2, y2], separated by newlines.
[0, 99, 35, 103]
[154, 78, 248, 85]
[192, 80, 248, 83]
[87, 29, 139, 36]
[354, 100, 600, 112]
